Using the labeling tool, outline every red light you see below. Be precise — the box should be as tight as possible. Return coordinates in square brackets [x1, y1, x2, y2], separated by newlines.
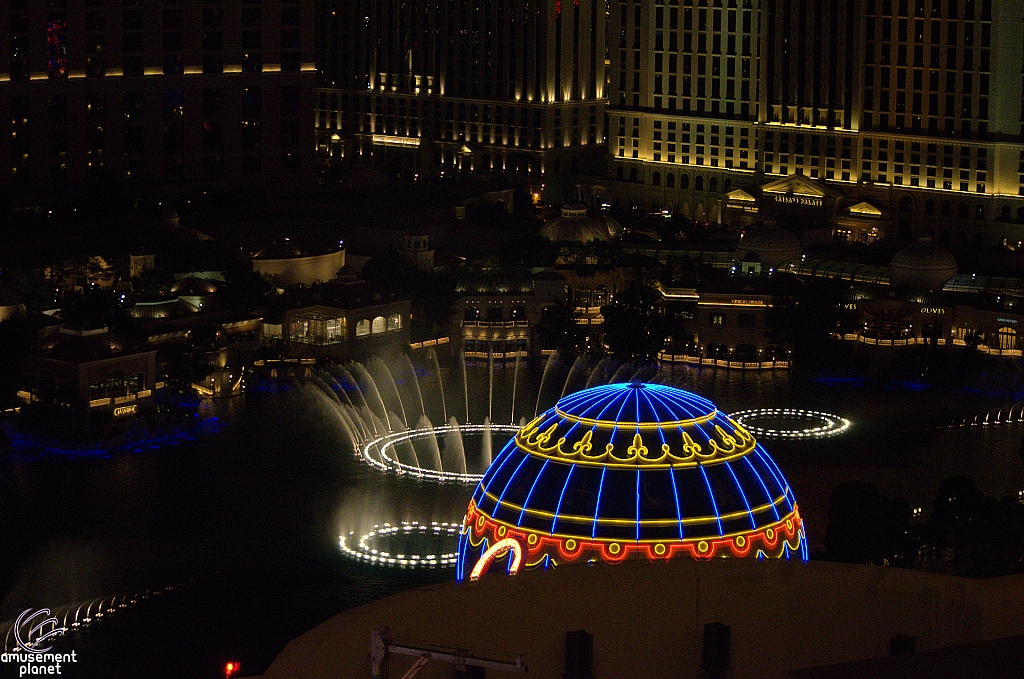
[225, 661, 239, 678]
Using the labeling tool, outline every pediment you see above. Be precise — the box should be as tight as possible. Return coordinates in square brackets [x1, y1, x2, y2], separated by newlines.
[726, 189, 757, 202]
[848, 201, 884, 217]
[760, 174, 835, 198]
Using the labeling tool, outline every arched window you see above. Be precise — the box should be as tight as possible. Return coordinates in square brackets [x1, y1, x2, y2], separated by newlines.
[371, 316, 386, 333]
[899, 196, 913, 212]
[975, 204, 985, 220]
[680, 174, 690, 189]
[629, 167, 638, 183]
[355, 319, 371, 336]
[666, 173, 675, 188]
[509, 305, 526, 320]
[616, 166, 624, 181]
[485, 306, 504, 322]
[695, 175, 704, 191]
[925, 199, 935, 215]
[1001, 205, 1012, 221]
[464, 306, 480, 321]
[709, 177, 718, 193]
[575, 286, 592, 307]
[1018, 207, 1024, 223]
[652, 171, 661, 187]
[387, 313, 402, 330]
[958, 202, 969, 219]
[593, 286, 610, 307]
[942, 201, 952, 217]
[973, 232, 985, 249]
[939, 229, 951, 245]
[957, 231, 968, 245]
[723, 178, 732, 193]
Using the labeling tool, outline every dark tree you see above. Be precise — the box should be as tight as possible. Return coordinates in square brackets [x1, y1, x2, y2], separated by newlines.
[600, 283, 669, 360]
[537, 300, 585, 354]
[823, 480, 911, 565]
[923, 475, 990, 570]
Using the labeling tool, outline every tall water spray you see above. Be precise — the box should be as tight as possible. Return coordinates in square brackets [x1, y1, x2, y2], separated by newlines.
[443, 417, 467, 475]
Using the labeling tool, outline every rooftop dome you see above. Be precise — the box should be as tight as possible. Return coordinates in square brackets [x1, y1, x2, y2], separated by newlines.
[457, 382, 806, 581]
[540, 206, 621, 243]
[735, 226, 802, 269]
[888, 242, 958, 291]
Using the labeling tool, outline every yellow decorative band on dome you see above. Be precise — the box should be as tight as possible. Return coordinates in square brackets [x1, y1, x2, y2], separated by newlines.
[515, 419, 757, 467]
[553, 407, 718, 430]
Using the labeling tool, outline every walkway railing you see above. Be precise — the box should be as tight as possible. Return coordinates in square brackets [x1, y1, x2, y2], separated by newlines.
[657, 352, 790, 370]
[409, 337, 451, 350]
[837, 333, 1021, 355]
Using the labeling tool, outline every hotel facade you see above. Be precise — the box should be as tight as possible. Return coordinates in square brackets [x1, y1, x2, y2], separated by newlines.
[607, 0, 1024, 247]
[0, 0, 315, 190]
[314, 0, 607, 186]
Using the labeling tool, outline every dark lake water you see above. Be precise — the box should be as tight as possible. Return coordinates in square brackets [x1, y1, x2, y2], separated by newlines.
[2, 355, 1023, 678]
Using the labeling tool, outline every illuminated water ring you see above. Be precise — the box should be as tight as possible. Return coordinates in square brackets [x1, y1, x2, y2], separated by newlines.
[360, 424, 520, 483]
[729, 408, 850, 440]
[338, 521, 461, 569]
[456, 382, 808, 582]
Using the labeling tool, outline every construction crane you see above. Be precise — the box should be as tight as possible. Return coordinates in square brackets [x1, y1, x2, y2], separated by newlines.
[371, 627, 527, 679]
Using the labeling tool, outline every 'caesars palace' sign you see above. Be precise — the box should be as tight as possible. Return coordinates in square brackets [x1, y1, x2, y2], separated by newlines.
[773, 195, 823, 207]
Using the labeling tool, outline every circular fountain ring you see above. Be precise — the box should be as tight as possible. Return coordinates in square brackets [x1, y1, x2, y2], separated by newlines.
[360, 423, 520, 483]
[729, 408, 851, 440]
[339, 521, 461, 569]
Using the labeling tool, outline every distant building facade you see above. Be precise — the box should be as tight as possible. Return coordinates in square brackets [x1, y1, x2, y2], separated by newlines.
[315, 0, 607, 186]
[22, 327, 161, 425]
[0, 0, 315, 191]
[607, 0, 1024, 247]
[282, 273, 411, 360]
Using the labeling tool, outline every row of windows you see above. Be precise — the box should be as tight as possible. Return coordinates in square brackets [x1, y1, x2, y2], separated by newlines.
[9, 152, 302, 178]
[707, 312, 757, 328]
[8, 87, 300, 125]
[864, 0, 993, 21]
[9, 6, 300, 31]
[865, 17, 992, 46]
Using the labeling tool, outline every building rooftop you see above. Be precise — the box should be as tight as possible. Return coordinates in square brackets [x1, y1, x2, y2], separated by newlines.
[262, 559, 1024, 679]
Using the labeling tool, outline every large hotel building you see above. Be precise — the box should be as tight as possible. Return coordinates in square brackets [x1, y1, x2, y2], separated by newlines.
[0, 0, 315, 190]
[608, 0, 1024, 247]
[314, 0, 607, 187]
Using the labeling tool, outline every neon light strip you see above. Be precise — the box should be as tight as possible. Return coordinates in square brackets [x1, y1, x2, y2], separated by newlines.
[724, 460, 757, 530]
[698, 464, 724, 536]
[464, 506, 806, 560]
[470, 537, 523, 580]
[554, 405, 717, 430]
[467, 499, 803, 544]
[669, 467, 684, 540]
[591, 467, 607, 539]
[550, 465, 575, 535]
[743, 455, 781, 522]
[635, 468, 641, 542]
[496, 453, 532, 509]
[517, 459, 549, 526]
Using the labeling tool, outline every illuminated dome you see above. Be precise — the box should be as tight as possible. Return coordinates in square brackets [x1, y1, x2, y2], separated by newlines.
[735, 226, 802, 269]
[889, 243, 958, 291]
[540, 203, 621, 243]
[457, 382, 806, 581]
